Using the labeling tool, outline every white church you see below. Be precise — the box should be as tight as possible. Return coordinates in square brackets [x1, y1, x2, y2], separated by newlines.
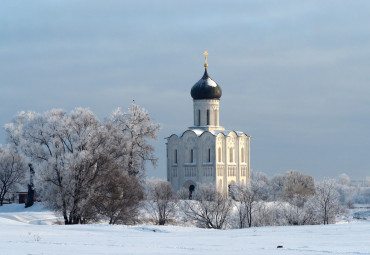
[166, 52, 251, 197]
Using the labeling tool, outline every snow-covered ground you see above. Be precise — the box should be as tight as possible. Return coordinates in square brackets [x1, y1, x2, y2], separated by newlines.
[0, 203, 370, 255]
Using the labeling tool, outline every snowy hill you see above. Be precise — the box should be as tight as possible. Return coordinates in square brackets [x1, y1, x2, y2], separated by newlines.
[0, 203, 61, 225]
[0, 203, 369, 255]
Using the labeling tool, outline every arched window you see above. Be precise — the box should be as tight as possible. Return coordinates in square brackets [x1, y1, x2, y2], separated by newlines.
[207, 148, 211, 162]
[229, 148, 233, 163]
[241, 148, 245, 162]
[218, 147, 222, 162]
[198, 110, 201, 126]
[206, 109, 210, 125]
[190, 149, 194, 163]
[174, 149, 178, 164]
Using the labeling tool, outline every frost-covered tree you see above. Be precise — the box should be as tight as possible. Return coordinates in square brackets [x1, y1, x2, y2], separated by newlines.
[281, 170, 316, 207]
[251, 171, 271, 201]
[145, 179, 177, 225]
[6, 108, 111, 223]
[231, 180, 262, 228]
[310, 179, 341, 224]
[269, 171, 316, 225]
[338, 173, 351, 186]
[5, 105, 160, 224]
[182, 184, 233, 229]
[106, 103, 161, 178]
[335, 174, 356, 208]
[0, 145, 27, 205]
[351, 177, 370, 204]
[283, 194, 320, 225]
[366, 177, 370, 186]
[270, 174, 285, 200]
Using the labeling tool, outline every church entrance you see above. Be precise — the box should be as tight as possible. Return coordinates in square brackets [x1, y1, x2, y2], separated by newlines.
[189, 185, 195, 199]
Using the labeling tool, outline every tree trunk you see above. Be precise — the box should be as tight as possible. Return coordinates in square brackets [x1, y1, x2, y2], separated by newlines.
[248, 206, 252, 227]
[159, 218, 166, 225]
[0, 187, 7, 206]
[62, 200, 69, 225]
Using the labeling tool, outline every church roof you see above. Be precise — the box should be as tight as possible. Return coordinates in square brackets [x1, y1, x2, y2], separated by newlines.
[212, 130, 246, 137]
[167, 128, 248, 139]
[190, 68, 222, 100]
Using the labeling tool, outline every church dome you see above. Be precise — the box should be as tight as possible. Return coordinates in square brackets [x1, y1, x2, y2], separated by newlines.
[191, 68, 222, 100]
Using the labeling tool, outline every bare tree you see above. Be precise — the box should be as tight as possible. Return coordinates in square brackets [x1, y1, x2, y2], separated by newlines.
[270, 174, 285, 200]
[145, 179, 177, 225]
[283, 194, 320, 225]
[232, 181, 261, 228]
[182, 184, 233, 229]
[270, 171, 316, 225]
[91, 169, 143, 224]
[177, 187, 190, 200]
[0, 145, 27, 205]
[310, 179, 341, 224]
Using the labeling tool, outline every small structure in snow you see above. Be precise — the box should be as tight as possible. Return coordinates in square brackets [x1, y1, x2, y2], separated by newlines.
[25, 164, 35, 208]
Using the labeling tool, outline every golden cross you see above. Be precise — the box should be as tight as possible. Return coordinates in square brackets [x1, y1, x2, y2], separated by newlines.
[204, 51, 209, 67]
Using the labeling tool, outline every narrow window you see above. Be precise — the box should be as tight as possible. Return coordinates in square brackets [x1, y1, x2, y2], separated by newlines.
[206, 109, 210, 125]
[207, 148, 211, 162]
[190, 149, 193, 163]
[229, 148, 233, 162]
[215, 110, 218, 126]
[198, 110, 201, 126]
[218, 147, 222, 162]
[241, 148, 244, 162]
[174, 149, 178, 164]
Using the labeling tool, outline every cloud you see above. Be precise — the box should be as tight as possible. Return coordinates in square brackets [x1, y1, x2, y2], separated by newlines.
[1, 0, 370, 179]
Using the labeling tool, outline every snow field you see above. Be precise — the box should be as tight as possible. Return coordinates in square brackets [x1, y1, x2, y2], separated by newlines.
[0, 203, 369, 255]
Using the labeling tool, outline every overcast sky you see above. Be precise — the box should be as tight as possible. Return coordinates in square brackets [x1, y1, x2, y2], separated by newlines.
[1, 1, 369, 180]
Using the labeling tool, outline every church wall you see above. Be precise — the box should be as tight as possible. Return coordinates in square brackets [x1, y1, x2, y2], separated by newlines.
[199, 132, 216, 185]
[167, 131, 217, 192]
[168, 131, 251, 195]
[181, 131, 199, 190]
[225, 132, 238, 193]
[216, 134, 226, 194]
[166, 135, 180, 191]
[214, 132, 251, 195]
[238, 134, 250, 186]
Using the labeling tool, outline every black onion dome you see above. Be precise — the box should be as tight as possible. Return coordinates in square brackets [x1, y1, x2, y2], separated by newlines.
[191, 68, 222, 100]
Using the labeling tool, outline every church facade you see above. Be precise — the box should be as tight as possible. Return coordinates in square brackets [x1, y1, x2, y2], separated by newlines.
[166, 55, 251, 196]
